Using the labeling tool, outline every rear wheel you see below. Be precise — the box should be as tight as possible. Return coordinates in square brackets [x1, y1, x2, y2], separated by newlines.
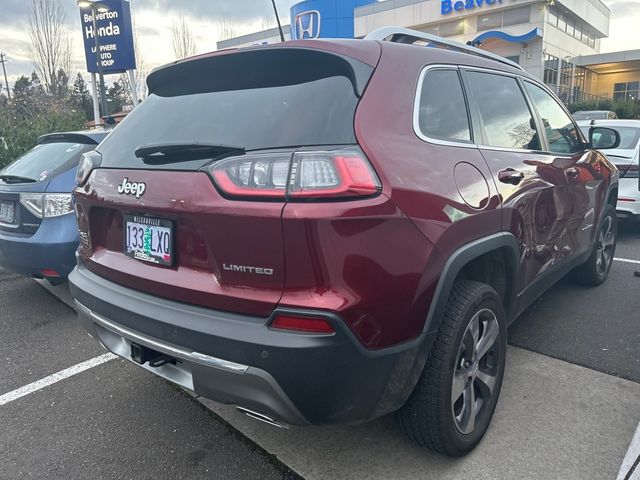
[571, 204, 617, 286]
[397, 280, 506, 456]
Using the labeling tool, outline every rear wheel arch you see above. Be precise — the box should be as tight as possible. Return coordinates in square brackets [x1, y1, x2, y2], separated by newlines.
[423, 233, 519, 336]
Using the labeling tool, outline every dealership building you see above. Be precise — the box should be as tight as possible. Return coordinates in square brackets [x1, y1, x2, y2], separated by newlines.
[218, 0, 640, 104]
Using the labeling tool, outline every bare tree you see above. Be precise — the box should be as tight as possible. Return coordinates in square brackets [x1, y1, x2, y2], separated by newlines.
[218, 19, 238, 41]
[27, 0, 72, 96]
[171, 12, 197, 60]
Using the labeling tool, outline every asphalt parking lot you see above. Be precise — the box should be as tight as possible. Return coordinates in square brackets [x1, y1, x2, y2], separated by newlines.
[1, 224, 639, 480]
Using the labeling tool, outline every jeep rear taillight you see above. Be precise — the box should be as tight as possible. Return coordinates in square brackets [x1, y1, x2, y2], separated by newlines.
[207, 148, 381, 201]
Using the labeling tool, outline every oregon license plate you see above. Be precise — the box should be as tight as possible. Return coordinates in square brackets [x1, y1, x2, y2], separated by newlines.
[0, 201, 15, 224]
[124, 215, 174, 266]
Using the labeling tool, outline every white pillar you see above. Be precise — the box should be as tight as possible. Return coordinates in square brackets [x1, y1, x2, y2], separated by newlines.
[90, 72, 100, 126]
[127, 70, 140, 106]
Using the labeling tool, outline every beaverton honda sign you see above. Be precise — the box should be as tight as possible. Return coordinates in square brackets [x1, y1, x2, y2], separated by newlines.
[79, 0, 136, 73]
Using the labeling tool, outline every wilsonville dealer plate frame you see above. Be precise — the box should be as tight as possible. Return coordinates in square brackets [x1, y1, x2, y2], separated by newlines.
[123, 214, 174, 266]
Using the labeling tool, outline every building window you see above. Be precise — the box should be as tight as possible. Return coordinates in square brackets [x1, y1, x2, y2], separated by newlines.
[614, 82, 640, 101]
[477, 7, 530, 31]
[503, 7, 530, 26]
[544, 54, 559, 86]
[548, 7, 598, 49]
[477, 12, 502, 31]
[560, 59, 574, 88]
[439, 20, 464, 37]
[548, 8, 558, 27]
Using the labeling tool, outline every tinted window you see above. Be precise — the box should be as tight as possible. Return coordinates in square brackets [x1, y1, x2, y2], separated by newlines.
[524, 82, 583, 154]
[97, 49, 372, 170]
[466, 71, 539, 150]
[1, 142, 93, 182]
[417, 69, 471, 142]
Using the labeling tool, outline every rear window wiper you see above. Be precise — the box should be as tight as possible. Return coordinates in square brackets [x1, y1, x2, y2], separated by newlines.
[0, 174, 38, 184]
[134, 142, 245, 163]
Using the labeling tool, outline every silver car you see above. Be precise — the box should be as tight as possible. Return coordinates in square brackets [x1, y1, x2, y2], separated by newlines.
[578, 119, 640, 222]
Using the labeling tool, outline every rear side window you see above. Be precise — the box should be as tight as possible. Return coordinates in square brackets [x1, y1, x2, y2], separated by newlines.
[466, 71, 539, 151]
[97, 48, 373, 171]
[416, 69, 471, 143]
[523, 82, 583, 154]
[1, 142, 94, 182]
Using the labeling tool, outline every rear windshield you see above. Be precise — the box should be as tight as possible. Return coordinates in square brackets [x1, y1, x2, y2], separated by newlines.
[98, 48, 373, 170]
[579, 126, 640, 150]
[1, 142, 94, 182]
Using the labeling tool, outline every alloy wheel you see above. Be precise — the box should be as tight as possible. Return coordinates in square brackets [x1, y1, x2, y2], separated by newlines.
[595, 215, 615, 277]
[451, 308, 501, 435]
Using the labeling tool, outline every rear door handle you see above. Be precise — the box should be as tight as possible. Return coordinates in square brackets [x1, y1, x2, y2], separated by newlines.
[498, 168, 524, 185]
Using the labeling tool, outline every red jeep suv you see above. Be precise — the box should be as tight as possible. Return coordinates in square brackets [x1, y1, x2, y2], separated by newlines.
[69, 27, 620, 456]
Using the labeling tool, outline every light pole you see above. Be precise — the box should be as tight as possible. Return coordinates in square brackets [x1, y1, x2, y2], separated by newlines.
[0, 53, 10, 101]
[78, 0, 109, 122]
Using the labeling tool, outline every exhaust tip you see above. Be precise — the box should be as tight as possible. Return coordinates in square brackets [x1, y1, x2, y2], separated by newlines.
[236, 406, 288, 429]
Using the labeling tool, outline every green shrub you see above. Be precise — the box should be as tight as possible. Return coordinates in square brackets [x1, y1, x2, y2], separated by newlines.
[568, 99, 640, 119]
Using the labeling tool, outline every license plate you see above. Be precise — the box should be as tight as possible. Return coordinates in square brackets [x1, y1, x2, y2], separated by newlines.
[0, 201, 15, 224]
[124, 215, 174, 266]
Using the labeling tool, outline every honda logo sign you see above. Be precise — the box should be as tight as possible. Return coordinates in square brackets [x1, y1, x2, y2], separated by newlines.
[295, 10, 321, 39]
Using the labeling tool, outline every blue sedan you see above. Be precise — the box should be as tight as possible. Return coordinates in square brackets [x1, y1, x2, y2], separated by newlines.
[0, 129, 109, 284]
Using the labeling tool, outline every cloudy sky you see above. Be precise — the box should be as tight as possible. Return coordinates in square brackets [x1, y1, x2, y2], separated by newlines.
[0, 0, 638, 92]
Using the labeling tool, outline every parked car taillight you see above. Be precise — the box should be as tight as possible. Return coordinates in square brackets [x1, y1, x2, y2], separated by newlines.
[76, 150, 102, 187]
[19, 193, 74, 218]
[208, 148, 381, 201]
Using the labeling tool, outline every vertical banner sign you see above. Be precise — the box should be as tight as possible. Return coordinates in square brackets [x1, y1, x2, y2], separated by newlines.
[79, 0, 136, 74]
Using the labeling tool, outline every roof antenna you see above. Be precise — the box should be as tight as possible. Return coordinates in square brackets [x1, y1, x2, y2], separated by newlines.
[270, 0, 286, 42]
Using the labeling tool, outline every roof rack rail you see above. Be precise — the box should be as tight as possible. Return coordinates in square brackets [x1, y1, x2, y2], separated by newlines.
[364, 26, 525, 71]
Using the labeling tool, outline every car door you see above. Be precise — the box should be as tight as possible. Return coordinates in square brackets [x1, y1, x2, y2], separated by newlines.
[461, 69, 571, 293]
[521, 81, 602, 258]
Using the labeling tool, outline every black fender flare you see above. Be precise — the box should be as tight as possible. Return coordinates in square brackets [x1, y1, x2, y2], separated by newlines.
[422, 232, 521, 336]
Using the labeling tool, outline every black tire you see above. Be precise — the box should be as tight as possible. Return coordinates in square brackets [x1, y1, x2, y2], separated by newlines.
[571, 204, 617, 287]
[397, 280, 507, 456]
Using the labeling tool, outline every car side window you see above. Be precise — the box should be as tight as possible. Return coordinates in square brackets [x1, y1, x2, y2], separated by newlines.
[416, 69, 471, 143]
[523, 82, 584, 154]
[465, 71, 540, 151]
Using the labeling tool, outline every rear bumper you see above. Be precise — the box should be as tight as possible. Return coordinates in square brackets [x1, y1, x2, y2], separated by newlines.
[0, 214, 79, 279]
[69, 262, 433, 426]
[617, 178, 640, 220]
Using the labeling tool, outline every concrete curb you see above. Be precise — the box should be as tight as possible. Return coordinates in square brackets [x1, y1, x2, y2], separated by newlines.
[618, 422, 640, 480]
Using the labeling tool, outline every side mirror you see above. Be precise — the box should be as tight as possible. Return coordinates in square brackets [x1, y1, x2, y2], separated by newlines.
[589, 127, 620, 150]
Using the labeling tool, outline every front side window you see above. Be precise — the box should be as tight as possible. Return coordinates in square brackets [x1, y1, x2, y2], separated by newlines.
[524, 82, 583, 154]
[416, 69, 471, 143]
[466, 71, 539, 150]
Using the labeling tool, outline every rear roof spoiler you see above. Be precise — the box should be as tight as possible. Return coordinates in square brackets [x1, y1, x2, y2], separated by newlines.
[365, 26, 525, 72]
[37, 132, 100, 145]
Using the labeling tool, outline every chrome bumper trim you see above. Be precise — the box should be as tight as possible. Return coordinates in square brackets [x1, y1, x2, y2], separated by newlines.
[75, 300, 249, 374]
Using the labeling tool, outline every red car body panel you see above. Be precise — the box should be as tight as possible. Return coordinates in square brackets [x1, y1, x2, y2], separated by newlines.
[76, 169, 286, 316]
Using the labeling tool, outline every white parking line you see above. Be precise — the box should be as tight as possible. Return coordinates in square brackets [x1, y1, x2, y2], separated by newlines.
[0, 353, 116, 407]
[614, 257, 640, 265]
